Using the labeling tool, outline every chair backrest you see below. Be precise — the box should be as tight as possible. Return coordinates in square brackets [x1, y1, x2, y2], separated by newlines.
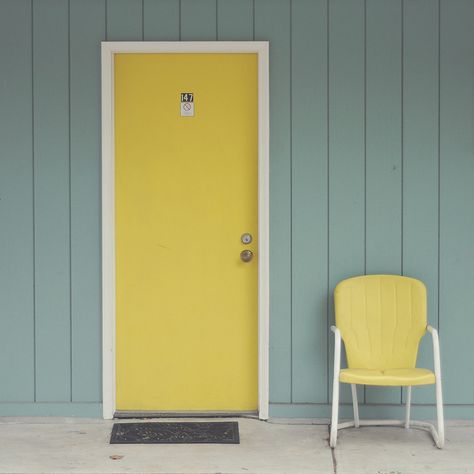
[334, 275, 427, 370]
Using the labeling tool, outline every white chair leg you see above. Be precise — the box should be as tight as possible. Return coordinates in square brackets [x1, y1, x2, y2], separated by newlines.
[351, 384, 360, 428]
[330, 379, 339, 448]
[405, 386, 411, 429]
[427, 325, 445, 449]
[435, 375, 445, 448]
[330, 326, 342, 448]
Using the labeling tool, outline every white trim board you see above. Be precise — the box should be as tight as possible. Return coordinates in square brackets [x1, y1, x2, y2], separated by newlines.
[101, 41, 270, 420]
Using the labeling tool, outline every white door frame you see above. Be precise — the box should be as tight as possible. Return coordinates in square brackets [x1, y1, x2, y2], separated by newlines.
[101, 41, 270, 420]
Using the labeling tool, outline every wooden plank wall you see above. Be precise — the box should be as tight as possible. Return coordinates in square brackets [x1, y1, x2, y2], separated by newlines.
[0, 0, 473, 418]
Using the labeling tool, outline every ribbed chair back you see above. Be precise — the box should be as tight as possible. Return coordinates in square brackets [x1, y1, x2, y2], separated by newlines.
[334, 275, 427, 370]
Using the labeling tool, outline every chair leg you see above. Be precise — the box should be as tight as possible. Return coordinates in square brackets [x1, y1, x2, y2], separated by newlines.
[351, 384, 360, 428]
[435, 375, 445, 448]
[428, 325, 445, 448]
[405, 386, 411, 429]
[330, 380, 340, 448]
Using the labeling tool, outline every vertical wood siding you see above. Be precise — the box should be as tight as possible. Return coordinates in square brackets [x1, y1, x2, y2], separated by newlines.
[0, 0, 34, 403]
[291, 0, 328, 404]
[0, 0, 473, 417]
[255, 0, 292, 405]
[364, 0, 402, 405]
[69, 0, 105, 404]
[402, 0, 439, 405]
[328, 0, 365, 406]
[33, 0, 70, 402]
[439, 0, 474, 406]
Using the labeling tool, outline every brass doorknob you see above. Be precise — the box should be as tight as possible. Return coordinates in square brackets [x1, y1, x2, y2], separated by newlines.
[240, 250, 253, 263]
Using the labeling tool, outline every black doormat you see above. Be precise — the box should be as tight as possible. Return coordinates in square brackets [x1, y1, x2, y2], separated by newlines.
[110, 421, 240, 444]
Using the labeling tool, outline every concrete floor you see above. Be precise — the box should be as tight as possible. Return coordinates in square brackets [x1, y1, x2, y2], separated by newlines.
[0, 417, 473, 474]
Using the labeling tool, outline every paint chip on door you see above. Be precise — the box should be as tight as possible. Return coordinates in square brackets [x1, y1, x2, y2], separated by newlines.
[180, 92, 194, 117]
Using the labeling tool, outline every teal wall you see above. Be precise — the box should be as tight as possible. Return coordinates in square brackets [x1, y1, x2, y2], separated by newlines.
[0, 0, 473, 418]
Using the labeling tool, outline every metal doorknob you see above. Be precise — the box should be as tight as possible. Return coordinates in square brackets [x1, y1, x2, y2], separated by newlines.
[240, 250, 253, 263]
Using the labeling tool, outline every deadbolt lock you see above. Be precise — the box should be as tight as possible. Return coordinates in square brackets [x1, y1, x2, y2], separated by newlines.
[241, 233, 252, 244]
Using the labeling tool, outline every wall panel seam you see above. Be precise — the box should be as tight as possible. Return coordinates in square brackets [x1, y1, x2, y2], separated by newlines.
[437, 0, 441, 332]
[31, 0, 37, 404]
[363, 0, 367, 405]
[363, 0, 367, 280]
[326, 0, 331, 403]
[289, 0, 293, 404]
[68, 0, 73, 403]
[105, 0, 108, 40]
[400, 0, 404, 405]
[400, 0, 404, 278]
[252, 0, 255, 41]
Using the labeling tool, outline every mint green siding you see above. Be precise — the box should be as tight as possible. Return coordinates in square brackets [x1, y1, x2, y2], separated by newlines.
[256, 0, 293, 405]
[144, 0, 179, 41]
[33, 0, 70, 402]
[0, 0, 473, 418]
[364, 0, 402, 405]
[69, 0, 105, 404]
[291, 0, 328, 404]
[439, 0, 474, 405]
[327, 0, 365, 407]
[0, 0, 34, 403]
[402, 0, 439, 406]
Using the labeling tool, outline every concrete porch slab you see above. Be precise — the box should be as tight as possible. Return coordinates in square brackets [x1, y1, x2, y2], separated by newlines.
[0, 417, 333, 474]
[1, 417, 473, 473]
[334, 423, 474, 474]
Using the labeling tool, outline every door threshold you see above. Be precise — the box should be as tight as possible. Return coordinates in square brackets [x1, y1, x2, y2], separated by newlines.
[114, 410, 259, 419]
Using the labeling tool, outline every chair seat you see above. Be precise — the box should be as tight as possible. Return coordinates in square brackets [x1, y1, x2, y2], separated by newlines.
[339, 368, 435, 386]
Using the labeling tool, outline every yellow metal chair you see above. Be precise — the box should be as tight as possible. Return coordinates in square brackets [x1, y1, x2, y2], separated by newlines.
[330, 275, 444, 448]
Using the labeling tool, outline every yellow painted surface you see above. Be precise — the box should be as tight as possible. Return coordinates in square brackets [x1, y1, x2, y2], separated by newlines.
[115, 53, 258, 411]
[335, 275, 434, 386]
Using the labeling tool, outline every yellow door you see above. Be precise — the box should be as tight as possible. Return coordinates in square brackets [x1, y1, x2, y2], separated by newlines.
[114, 53, 258, 412]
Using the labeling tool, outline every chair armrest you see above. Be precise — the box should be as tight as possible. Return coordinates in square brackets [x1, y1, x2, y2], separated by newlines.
[426, 324, 437, 335]
[426, 325, 442, 378]
[330, 326, 342, 376]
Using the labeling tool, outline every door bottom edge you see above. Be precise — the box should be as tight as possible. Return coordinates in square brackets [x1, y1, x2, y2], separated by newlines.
[114, 410, 259, 419]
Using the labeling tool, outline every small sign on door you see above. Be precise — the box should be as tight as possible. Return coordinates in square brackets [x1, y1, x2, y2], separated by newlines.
[180, 92, 194, 117]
